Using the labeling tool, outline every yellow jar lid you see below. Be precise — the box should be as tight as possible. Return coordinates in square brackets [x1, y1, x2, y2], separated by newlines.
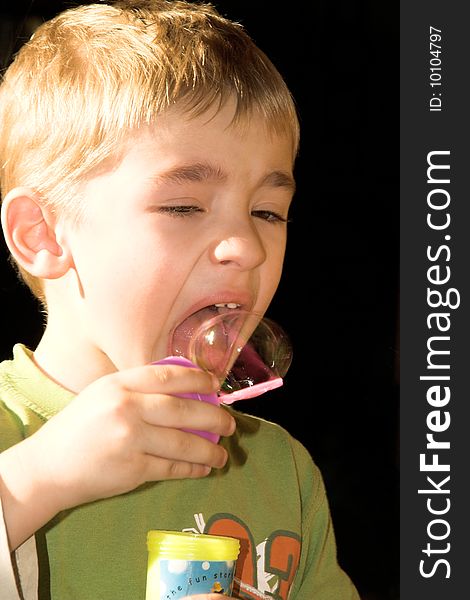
[147, 530, 240, 561]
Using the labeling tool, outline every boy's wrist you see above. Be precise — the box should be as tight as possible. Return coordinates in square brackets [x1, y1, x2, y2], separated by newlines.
[0, 439, 63, 551]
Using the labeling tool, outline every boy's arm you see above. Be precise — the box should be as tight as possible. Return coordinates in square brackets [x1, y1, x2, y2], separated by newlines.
[0, 497, 37, 600]
[0, 363, 235, 551]
[0, 439, 62, 554]
[0, 494, 23, 600]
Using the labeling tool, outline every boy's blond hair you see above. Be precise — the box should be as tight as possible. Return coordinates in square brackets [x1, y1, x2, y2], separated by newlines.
[0, 0, 299, 301]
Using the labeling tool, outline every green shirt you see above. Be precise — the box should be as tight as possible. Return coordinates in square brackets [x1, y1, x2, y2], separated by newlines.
[0, 344, 359, 600]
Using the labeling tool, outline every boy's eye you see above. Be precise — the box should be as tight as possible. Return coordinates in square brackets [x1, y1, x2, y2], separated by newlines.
[153, 206, 288, 222]
[251, 210, 288, 223]
[156, 205, 204, 217]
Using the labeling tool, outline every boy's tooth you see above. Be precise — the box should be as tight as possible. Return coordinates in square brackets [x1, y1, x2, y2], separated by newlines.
[214, 302, 240, 308]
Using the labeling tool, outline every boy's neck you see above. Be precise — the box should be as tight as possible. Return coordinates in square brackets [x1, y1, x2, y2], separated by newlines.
[34, 322, 116, 394]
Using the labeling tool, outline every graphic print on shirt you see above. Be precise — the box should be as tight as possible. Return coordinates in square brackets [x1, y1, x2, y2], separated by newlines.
[183, 512, 301, 600]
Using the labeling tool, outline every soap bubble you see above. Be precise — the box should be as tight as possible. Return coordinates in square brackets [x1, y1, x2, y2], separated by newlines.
[185, 310, 293, 403]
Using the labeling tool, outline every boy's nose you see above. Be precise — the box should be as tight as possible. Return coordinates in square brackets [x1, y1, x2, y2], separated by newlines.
[210, 228, 267, 270]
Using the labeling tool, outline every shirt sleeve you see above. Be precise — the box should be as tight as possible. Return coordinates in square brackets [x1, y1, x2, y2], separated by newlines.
[0, 495, 38, 600]
[288, 439, 361, 600]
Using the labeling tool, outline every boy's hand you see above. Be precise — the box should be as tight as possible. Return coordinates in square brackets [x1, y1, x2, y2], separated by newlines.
[0, 363, 235, 550]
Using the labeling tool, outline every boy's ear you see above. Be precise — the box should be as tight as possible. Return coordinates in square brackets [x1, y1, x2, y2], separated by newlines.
[1, 187, 73, 279]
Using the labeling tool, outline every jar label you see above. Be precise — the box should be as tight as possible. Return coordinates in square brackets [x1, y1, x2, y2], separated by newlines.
[151, 558, 236, 598]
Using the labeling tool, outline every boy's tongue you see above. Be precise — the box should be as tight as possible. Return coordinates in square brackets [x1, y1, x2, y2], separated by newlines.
[171, 306, 218, 358]
[170, 306, 245, 380]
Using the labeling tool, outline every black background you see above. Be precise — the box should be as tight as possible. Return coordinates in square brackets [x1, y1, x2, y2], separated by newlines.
[0, 2, 399, 599]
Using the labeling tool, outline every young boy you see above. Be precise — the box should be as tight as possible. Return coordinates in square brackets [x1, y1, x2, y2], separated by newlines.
[0, 1, 360, 599]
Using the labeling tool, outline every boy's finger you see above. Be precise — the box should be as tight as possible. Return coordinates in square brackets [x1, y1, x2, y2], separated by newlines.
[138, 394, 236, 436]
[141, 425, 228, 468]
[143, 456, 213, 481]
[112, 363, 219, 394]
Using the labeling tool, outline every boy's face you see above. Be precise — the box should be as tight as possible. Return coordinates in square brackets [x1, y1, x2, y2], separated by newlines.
[58, 100, 295, 383]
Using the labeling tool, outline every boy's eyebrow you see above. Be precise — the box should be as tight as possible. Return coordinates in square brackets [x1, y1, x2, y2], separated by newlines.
[148, 162, 296, 192]
[149, 162, 227, 185]
[260, 170, 296, 193]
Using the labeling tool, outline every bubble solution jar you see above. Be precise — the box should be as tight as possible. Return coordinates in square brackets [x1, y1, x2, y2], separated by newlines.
[145, 530, 240, 599]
